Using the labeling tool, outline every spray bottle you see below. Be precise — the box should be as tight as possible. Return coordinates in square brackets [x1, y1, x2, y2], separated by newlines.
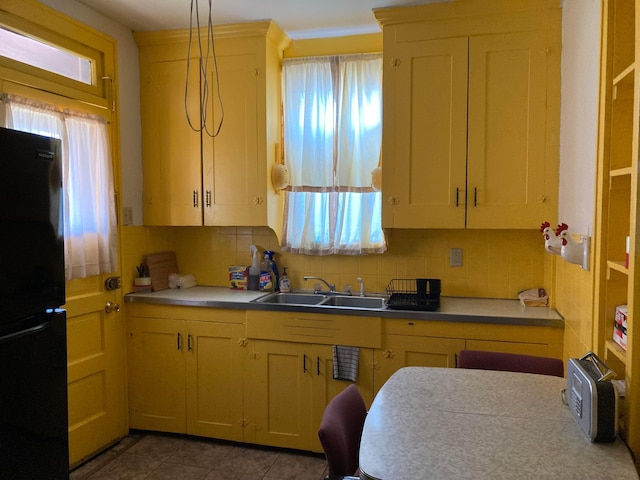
[264, 250, 279, 292]
[259, 250, 279, 292]
[248, 245, 260, 291]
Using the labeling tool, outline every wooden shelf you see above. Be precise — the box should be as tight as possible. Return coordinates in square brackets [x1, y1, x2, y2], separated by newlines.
[610, 166, 634, 178]
[605, 339, 627, 364]
[613, 62, 635, 86]
[597, 0, 637, 463]
[608, 260, 630, 276]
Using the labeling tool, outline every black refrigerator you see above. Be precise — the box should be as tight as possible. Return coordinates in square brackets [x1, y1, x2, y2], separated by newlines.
[0, 127, 69, 479]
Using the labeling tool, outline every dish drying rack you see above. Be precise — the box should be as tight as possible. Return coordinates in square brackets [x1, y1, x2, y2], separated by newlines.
[385, 278, 441, 311]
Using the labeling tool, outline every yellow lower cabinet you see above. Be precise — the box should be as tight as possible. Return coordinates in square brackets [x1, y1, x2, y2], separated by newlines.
[185, 320, 245, 441]
[246, 340, 375, 453]
[376, 335, 465, 391]
[128, 317, 185, 433]
[128, 316, 245, 441]
[246, 340, 313, 450]
[376, 318, 564, 392]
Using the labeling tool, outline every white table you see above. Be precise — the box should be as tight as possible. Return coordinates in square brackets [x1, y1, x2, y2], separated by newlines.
[360, 367, 639, 479]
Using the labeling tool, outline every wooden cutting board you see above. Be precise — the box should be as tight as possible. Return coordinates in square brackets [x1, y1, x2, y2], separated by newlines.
[146, 251, 179, 291]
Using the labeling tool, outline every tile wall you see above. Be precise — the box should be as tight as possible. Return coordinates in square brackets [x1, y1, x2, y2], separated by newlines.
[122, 226, 548, 300]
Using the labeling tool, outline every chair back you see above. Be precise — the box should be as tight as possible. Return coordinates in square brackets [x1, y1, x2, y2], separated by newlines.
[318, 384, 367, 479]
[458, 349, 564, 377]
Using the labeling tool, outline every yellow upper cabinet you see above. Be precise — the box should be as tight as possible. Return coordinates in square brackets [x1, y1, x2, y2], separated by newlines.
[135, 22, 289, 232]
[137, 45, 203, 226]
[375, 0, 561, 229]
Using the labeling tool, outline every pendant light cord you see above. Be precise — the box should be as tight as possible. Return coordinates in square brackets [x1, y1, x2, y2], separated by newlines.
[185, 0, 224, 137]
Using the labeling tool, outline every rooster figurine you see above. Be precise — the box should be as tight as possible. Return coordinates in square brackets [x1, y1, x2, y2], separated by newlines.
[540, 221, 562, 255]
[555, 222, 569, 240]
[556, 223, 590, 270]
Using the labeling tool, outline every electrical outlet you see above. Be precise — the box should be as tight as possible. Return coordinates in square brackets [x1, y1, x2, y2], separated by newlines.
[450, 248, 463, 267]
[122, 206, 133, 226]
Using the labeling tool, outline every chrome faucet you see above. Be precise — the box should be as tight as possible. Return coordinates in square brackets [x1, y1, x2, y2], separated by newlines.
[357, 277, 365, 297]
[303, 276, 335, 294]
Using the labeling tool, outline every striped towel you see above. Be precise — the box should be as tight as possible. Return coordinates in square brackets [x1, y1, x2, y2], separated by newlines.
[332, 345, 359, 382]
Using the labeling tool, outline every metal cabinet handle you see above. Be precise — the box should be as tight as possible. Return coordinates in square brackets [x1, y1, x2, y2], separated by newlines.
[473, 187, 478, 207]
[177, 332, 182, 351]
[455, 188, 459, 207]
[205, 190, 211, 208]
[303, 354, 309, 373]
[188, 334, 193, 351]
[193, 190, 199, 208]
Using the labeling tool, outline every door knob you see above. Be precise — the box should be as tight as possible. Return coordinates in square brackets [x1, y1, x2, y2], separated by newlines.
[105, 301, 120, 313]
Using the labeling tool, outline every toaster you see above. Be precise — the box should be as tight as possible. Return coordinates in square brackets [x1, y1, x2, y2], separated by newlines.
[567, 352, 618, 442]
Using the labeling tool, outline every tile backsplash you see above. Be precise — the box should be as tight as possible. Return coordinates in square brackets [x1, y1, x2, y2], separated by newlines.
[122, 226, 548, 300]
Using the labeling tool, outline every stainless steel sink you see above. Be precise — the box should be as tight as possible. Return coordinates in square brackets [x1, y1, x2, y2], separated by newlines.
[254, 292, 327, 305]
[319, 295, 386, 309]
[252, 291, 387, 310]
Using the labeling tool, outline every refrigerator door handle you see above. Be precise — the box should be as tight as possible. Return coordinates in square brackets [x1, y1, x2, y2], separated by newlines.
[0, 320, 49, 344]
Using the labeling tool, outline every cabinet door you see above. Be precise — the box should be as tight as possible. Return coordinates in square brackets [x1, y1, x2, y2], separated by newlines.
[247, 340, 313, 450]
[376, 335, 465, 391]
[203, 53, 263, 226]
[128, 317, 186, 433]
[383, 37, 468, 228]
[310, 346, 375, 453]
[185, 321, 245, 442]
[467, 31, 558, 228]
[140, 56, 203, 226]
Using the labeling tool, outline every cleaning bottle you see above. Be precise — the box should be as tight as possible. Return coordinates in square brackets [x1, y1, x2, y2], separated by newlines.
[248, 245, 260, 291]
[279, 267, 291, 293]
[259, 252, 273, 292]
[264, 250, 279, 292]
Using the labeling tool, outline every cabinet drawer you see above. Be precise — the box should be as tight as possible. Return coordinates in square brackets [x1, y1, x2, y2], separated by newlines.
[127, 303, 245, 324]
[246, 310, 382, 348]
[383, 318, 563, 358]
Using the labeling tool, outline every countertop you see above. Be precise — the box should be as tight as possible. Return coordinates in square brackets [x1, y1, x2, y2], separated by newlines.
[124, 286, 564, 328]
[360, 367, 639, 480]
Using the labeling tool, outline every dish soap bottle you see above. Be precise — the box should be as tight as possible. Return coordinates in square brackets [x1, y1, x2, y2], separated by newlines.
[248, 245, 260, 291]
[279, 267, 291, 293]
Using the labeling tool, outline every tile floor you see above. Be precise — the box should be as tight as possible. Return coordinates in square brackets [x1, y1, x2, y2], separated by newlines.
[70, 431, 329, 480]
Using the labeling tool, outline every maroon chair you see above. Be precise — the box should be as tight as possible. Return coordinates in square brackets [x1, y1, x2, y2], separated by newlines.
[318, 384, 367, 480]
[457, 349, 564, 377]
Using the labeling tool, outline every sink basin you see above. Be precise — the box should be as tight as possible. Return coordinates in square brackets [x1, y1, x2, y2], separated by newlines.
[254, 292, 326, 305]
[319, 295, 387, 309]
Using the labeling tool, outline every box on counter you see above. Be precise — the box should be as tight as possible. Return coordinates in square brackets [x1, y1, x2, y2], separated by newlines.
[613, 305, 628, 350]
[229, 265, 248, 290]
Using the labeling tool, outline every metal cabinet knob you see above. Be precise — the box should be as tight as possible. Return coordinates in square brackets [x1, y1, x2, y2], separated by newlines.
[105, 301, 120, 313]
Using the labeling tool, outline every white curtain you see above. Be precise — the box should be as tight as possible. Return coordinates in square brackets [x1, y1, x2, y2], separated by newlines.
[3, 94, 118, 279]
[282, 54, 386, 255]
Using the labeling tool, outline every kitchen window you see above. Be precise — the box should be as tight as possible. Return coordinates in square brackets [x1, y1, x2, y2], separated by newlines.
[281, 53, 386, 255]
[2, 94, 118, 280]
[0, 26, 93, 85]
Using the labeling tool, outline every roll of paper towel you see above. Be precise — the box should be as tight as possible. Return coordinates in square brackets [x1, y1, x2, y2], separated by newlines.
[168, 273, 197, 289]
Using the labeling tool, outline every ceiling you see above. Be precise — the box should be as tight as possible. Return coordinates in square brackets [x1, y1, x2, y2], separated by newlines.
[76, 0, 446, 39]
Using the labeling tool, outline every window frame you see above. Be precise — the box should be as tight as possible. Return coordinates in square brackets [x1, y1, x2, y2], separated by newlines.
[0, 2, 115, 110]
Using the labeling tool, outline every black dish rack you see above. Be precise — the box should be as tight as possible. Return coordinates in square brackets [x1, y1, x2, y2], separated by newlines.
[385, 278, 441, 311]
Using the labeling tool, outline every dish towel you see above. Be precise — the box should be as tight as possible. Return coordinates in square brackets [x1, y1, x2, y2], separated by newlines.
[332, 345, 359, 382]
